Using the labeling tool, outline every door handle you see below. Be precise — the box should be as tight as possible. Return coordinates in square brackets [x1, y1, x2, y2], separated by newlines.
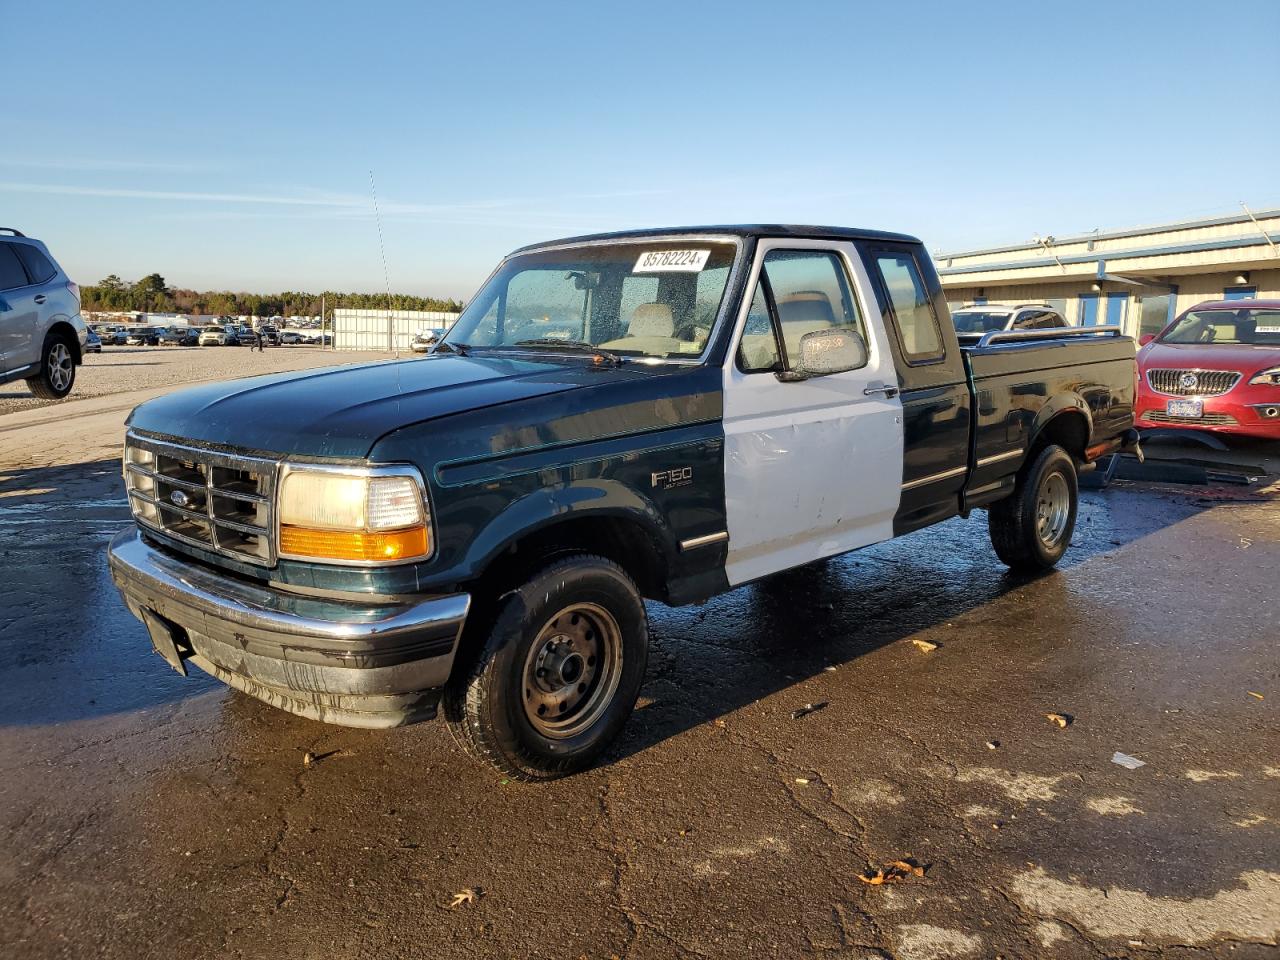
[33, 294, 47, 304]
[864, 385, 899, 398]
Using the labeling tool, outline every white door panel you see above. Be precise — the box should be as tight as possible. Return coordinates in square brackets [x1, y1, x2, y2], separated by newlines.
[722, 240, 903, 586]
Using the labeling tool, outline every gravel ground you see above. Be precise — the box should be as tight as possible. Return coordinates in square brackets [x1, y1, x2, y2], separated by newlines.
[0, 345, 396, 417]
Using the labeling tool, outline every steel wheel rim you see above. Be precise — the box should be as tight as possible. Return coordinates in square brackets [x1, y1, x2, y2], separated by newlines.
[48, 343, 72, 391]
[1036, 471, 1070, 547]
[522, 601, 623, 739]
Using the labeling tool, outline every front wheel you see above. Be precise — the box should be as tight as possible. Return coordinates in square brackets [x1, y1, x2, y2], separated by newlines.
[444, 555, 648, 781]
[988, 443, 1078, 571]
[26, 334, 77, 399]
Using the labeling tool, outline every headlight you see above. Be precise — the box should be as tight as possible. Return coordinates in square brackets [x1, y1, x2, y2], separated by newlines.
[277, 466, 431, 564]
[1248, 367, 1280, 386]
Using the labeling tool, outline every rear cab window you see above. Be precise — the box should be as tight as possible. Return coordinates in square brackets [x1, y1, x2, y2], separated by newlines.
[736, 249, 867, 374]
[873, 253, 945, 363]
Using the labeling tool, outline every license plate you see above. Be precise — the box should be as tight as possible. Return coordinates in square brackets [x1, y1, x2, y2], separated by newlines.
[1167, 399, 1203, 418]
[141, 609, 187, 676]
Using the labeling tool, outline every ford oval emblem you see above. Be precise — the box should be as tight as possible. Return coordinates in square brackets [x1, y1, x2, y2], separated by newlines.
[1179, 372, 1199, 390]
[170, 490, 190, 508]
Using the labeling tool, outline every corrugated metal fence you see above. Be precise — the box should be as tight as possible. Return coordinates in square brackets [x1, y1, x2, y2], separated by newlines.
[332, 309, 460, 352]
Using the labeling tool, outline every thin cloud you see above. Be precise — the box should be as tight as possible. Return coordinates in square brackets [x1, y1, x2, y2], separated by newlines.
[0, 157, 214, 173]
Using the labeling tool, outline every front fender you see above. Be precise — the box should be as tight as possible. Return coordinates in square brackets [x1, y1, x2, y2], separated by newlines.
[460, 478, 676, 581]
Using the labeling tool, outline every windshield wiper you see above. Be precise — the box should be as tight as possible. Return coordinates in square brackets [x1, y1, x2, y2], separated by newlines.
[512, 338, 623, 366]
[433, 340, 469, 356]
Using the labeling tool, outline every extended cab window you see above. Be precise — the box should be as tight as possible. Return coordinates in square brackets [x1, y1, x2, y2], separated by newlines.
[874, 253, 944, 362]
[737, 250, 866, 373]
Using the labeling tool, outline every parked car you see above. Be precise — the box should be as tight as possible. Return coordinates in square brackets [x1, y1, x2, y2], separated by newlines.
[126, 327, 165, 346]
[411, 328, 446, 352]
[1135, 299, 1280, 439]
[951, 302, 1069, 335]
[108, 224, 1140, 780]
[0, 228, 90, 399]
[303, 331, 332, 345]
[198, 325, 240, 346]
[160, 328, 200, 347]
[85, 328, 102, 354]
[93, 325, 126, 346]
[280, 331, 305, 345]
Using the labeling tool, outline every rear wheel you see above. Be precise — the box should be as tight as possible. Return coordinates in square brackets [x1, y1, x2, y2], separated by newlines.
[26, 333, 77, 400]
[988, 443, 1078, 571]
[444, 555, 648, 780]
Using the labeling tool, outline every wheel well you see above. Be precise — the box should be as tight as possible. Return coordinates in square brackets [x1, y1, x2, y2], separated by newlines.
[46, 322, 82, 364]
[1032, 410, 1088, 462]
[477, 516, 669, 603]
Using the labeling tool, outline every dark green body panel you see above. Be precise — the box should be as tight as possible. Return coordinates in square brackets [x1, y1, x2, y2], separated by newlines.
[129, 356, 730, 602]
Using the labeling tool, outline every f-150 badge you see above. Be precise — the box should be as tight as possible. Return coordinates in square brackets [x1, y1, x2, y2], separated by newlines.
[651, 467, 693, 489]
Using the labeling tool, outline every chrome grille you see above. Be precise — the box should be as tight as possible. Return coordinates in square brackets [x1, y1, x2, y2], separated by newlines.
[1145, 368, 1241, 397]
[1141, 411, 1238, 426]
[124, 434, 277, 565]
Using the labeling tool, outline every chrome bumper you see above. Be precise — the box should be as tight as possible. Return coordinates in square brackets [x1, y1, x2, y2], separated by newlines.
[107, 529, 470, 728]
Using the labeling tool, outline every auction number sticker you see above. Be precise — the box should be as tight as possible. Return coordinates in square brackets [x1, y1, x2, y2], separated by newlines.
[1257, 325, 1280, 333]
[634, 249, 711, 273]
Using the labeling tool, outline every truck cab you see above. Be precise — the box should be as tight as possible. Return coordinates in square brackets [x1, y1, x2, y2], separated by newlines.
[109, 225, 1138, 780]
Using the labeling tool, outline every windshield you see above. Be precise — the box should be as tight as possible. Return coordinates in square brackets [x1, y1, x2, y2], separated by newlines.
[951, 311, 1011, 334]
[442, 241, 738, 360]
[1159, 308, 1280, 345]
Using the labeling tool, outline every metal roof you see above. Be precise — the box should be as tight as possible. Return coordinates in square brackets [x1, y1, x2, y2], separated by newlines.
[934, 207, 1280, 261]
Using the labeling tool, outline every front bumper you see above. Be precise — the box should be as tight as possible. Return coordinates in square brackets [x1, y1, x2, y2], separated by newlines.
[1136, 386, 1280, 439]
[107, 529, 470, 728]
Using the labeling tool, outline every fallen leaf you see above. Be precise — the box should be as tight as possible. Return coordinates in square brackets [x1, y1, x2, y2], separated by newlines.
[912, 639, 939, 653]
[1045, 713, 1071, 728]
[1247, 691, 1264, 700]
[303, 751, 315, 767]
[857, 858, 928, 885]
[447, 887, 481, 909]
[795, 778, 811, 785]
[791, 701, 829, 720]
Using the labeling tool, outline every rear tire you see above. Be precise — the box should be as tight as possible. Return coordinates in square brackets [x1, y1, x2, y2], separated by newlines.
[26, 333, 77, 400]
[988, 444, 1078, 571]
[444, 555, 648, 781]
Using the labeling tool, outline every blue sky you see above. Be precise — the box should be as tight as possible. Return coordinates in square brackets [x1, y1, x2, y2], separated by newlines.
[3, 0, 1277, 297]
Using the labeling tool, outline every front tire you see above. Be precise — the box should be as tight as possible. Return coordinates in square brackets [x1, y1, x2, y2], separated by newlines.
[988, 444, 1078, 571]
[444, 555, 648, 781]
[26, 333, 77, 400]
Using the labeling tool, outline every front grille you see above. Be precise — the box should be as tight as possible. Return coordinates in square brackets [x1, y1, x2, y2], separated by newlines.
[124, 434, 277, 565]
[1141, 411, 1238, 425]
[1145, 368, 1241, 397]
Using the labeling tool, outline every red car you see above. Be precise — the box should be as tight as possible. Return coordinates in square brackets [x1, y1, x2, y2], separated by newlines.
[1135, 299, 1280, 439]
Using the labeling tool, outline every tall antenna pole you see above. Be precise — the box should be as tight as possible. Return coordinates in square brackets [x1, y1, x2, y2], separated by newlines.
[369, 170, 397, 355]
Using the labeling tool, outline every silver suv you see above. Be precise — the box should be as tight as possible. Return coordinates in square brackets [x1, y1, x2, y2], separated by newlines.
[951, 302, 1069, 336]
[0, 229, 89, 399]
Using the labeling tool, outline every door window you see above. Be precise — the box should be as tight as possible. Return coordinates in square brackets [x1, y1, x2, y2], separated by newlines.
[12, 244, 56, 284]
[873, 254, 944, 362]
[0, 245, 28, 290]
[736, 249, 866, 373]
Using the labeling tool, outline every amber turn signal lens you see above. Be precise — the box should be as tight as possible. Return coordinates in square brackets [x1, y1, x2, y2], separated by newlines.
[279, 525, 429, 562]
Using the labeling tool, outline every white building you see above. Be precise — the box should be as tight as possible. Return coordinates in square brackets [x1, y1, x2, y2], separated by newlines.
[935, 206, 1280, 338]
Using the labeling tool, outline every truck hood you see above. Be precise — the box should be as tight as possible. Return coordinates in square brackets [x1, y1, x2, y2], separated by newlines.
[127, 354, 622, 458]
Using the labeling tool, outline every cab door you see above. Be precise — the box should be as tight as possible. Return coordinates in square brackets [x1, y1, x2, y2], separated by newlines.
[721, 239, 904, 586]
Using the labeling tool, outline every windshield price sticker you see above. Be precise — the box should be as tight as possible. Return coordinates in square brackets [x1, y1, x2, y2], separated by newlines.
[633, 249, 711, 273]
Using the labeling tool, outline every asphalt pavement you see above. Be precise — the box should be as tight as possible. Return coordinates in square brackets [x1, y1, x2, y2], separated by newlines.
[0, 362, 1277, 960]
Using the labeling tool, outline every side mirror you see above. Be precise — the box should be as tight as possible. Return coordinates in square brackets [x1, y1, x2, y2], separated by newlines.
[1139, 333, 1156, 347]
[778, 329, 868, 381]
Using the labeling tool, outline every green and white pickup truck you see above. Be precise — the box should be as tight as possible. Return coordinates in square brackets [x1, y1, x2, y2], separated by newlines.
[108, 224, 1140, 779]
